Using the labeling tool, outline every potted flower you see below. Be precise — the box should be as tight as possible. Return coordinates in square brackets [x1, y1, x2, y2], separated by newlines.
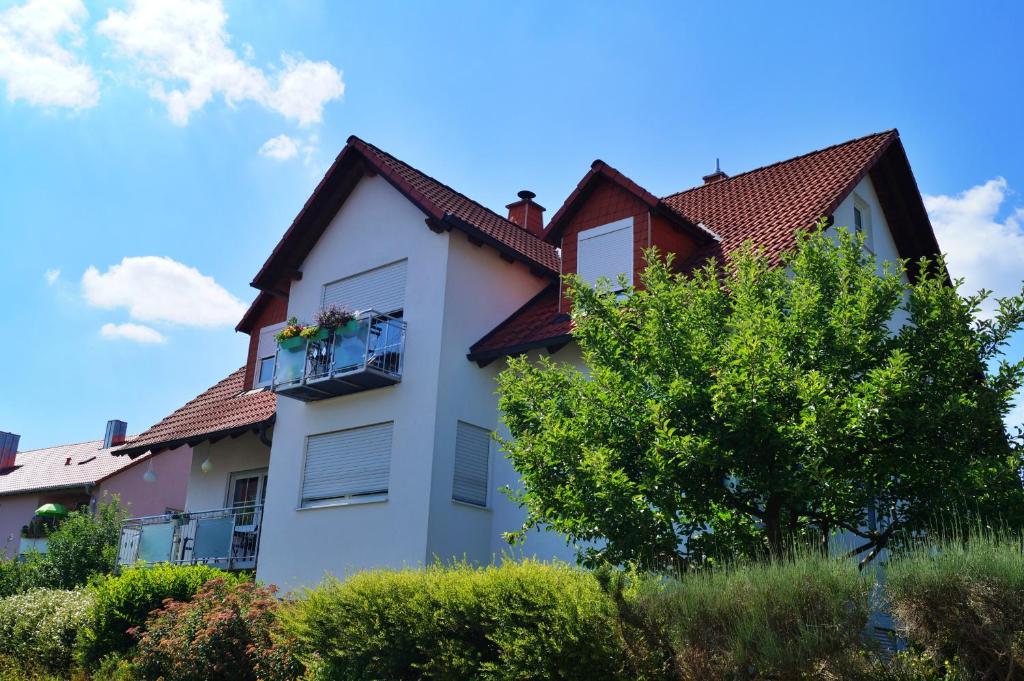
[314, 304, 356, 335]
[300, 324, 329, 342]
[275, 317, 308, 352]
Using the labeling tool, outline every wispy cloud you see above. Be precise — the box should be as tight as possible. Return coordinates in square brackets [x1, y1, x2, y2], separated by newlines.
[924, 177, 1024, 315]
[96, 0, 344, 126]
[259, 133, 298, 161]
[82, 255, 246, 327]
[100, 322, 166, 343]
[44, 268, 61, 285]
[0, 0, 99, 109]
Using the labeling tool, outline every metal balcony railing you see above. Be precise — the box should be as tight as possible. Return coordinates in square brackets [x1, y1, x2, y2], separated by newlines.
[272, 310, 406, 402]
[117, 504, 262, 571]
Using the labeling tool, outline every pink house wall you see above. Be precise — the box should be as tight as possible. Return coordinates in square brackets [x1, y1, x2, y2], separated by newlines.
[97, 446, 191, 518]
[0, 493, 40, 559]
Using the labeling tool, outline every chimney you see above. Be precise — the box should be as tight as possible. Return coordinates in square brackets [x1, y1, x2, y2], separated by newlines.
[506, 190, 546, 238]
[103, 420, 127, 449]
[0, 432, 19, 470]
[702, 158, 729, 185]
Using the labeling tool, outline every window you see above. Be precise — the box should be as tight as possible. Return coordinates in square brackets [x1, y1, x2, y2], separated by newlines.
[452, 421, 490, 506]
[852, 196, 874, 252]
[255, 323, 284, 388]
[577, 217, 633, 290]
[323, 260, 408, 315]
[301, 422, 393, 508]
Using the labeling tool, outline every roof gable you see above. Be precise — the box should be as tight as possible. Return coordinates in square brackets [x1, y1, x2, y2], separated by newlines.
[251, 137, 560, 294]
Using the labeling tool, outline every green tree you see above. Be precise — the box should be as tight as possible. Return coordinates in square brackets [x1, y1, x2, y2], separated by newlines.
[497, 225, 1024, 569]
[36, 496, 125, 589]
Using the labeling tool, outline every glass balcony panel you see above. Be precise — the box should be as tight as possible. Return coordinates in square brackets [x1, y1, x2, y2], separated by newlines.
[191, 516, 234, 561]
[137, 522, 174, 563]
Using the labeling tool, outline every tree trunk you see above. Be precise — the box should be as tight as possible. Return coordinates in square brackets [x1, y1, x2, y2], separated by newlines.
[764, 494, 785, 557]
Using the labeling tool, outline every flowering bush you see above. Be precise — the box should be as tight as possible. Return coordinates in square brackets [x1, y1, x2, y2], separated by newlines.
[75, 564, 240, 670]
[0, 588, 94, 673]
[131, 578, 301, 681]
[299, 324, 323, 339]
[314, 304, 355, 329]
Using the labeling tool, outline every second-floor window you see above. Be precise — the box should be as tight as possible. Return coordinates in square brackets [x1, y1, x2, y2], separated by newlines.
[577, 217, 634, 290]
[300, 422, 394, 508]
[853, 196, 875, 253]
[322, 259, 408, 316]
[255, 322, 285, 388]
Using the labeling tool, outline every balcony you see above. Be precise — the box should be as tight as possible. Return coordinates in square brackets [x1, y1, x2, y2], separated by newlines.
[272, 310, 406, 402]
[117, 504, 262, 571]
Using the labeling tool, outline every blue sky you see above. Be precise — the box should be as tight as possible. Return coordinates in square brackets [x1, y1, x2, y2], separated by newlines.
[1, 0, 1023, 450]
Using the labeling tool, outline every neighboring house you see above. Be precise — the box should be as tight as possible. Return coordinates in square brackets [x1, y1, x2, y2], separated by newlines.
[0, 421, 190, 559]
[112, 368, 276, 570]
[116, 129, 941, 590]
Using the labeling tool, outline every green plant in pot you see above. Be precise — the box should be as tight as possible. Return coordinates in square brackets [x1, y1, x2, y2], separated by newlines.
[275, 317, 308, 352]
[314, 304, 356, 336]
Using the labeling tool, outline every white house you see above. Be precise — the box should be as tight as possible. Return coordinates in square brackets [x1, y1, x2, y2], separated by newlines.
[115, 130, 941, 590]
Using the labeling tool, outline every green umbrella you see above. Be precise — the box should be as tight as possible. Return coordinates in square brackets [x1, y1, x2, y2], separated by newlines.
[35, 503, 68, 518]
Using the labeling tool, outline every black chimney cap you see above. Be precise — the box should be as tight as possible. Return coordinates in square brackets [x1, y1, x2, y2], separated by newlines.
[517, 190, 536, 201]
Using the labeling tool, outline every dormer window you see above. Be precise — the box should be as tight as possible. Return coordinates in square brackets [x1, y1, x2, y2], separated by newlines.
[577, 217, 634, 290]
[853, 196, 874, 253]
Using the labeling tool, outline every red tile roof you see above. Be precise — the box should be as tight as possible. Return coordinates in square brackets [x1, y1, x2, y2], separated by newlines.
[251, 136, 560, 293]
[472, 130, 939, 362]
[661, 129, 897, 268]
[114, 368, 276, 458]
[0, 438, 150, 497]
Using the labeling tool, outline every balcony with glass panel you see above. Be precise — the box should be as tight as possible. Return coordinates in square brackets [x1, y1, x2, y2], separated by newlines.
[271, 310, 406, 402]
[117, 504, 263, 571]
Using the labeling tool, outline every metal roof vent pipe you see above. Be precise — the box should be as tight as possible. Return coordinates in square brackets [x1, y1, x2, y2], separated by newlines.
[0, 431, 19, 470]
[103, 420, 127, 449]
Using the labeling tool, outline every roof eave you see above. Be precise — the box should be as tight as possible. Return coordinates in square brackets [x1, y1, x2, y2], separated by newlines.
[114, 414, 275, 459]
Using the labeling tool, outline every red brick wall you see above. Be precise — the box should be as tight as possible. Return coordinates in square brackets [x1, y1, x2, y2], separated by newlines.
[242, 295, 288, 390]
[557, 179, 699, 311]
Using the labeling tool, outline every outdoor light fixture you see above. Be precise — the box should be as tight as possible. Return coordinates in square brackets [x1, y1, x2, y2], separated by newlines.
[143, 459, 157, 484]
[201, 457, 213, 474]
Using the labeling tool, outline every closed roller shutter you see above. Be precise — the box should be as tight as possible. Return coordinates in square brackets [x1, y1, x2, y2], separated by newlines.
[302, 422, 393, 506]
[452, 421, 490, 506]
[322, 260, 407, 314]
[577, 218, 633, 289]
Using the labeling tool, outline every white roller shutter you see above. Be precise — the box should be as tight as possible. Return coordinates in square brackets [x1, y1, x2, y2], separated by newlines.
[452, 421, 490, 506]
[577, 218, 633, 289]
[302, 422, 393, 506]
[322, 260, 407, 314]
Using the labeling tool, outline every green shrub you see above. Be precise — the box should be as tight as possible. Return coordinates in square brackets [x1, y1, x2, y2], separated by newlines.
[887, 532, 1024, 680]
[283, 561, 626, 681]
[0, 588, 94, 673]
[621, 552, 872, 680]
[0, 557, 42, 598]
[75, 563, 242, 670]
[131, 578, 301, 681]
[36, 497, 125, 590]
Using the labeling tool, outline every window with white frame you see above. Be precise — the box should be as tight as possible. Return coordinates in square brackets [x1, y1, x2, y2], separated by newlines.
[852, 195, 874, 253]
[255, 322, 285, 388]
[452, 421, 490, 506]
[322, 259, 408, 315]
[577, 217, 634, 290]
[301, 422, 393, 508]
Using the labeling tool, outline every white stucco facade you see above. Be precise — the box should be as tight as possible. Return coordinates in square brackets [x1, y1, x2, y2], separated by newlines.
[184, 433, 270, 512]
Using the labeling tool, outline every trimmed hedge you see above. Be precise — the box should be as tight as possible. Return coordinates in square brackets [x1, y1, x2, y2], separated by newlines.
[283, 561, 627, 681]
[0, 588, 94, 673]
[75, 563, 242, 670]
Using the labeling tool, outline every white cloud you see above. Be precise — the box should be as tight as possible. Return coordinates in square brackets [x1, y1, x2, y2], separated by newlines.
[97, 0, 344, 126]
[44, 268, 60, 285]
[925, 178, 1024, 313]
[100, 322, 166, 343]
[259, 133, 298, 160]
[82, 255, 246, 327]
[0, 0, 99, 109]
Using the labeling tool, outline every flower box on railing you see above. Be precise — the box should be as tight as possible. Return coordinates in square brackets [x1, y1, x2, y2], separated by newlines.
[271, 310, 406, 402]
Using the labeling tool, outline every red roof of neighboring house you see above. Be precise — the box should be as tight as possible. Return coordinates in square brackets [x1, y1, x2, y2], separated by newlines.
[250, 136, 560, 294]
[114, 367, 276, 458]
[471, 130, 941, 362]
[0, 438, 151, 497]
